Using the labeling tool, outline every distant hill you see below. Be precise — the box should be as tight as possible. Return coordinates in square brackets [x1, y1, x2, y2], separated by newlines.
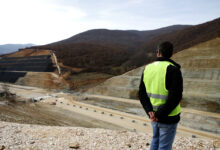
[32, 25, 190, 74]
[124, 17, 220, 67]
[0, 44, 35, 55]
[30, 18, 220, 76]
[53, 25, 190, 52]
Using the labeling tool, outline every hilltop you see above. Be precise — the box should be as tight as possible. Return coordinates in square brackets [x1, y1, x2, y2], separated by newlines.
[125, 17, 220, 67]
[53, 25, 190, 52]
[30, 18, 220, 77]
[31, 25, 191, 75]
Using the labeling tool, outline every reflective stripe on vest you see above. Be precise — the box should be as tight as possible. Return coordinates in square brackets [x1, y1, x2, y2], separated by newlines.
[147, 93, 168, 100]
[152, 105, 160, 110]
[143, 61, 181, 116]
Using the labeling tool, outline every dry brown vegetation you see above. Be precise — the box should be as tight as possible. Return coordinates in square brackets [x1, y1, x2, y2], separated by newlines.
[30, 18, 220, 76]
[125, 17, 220, 67]
[30, 25, 191, 75]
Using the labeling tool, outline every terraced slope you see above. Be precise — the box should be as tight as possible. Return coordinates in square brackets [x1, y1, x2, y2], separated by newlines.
[87, 38, 220, 133]
[88, 38, 220, 112]
[172, 38, 220, 113]
[0, 50, 68, 89]
[0, 55, 55, 72]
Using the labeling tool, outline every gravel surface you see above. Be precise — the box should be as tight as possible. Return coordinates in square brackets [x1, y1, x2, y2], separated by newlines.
[0, 121, 218, 150]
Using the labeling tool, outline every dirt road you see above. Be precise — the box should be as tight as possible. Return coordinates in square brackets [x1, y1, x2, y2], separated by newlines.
[0, 83, 219, 140]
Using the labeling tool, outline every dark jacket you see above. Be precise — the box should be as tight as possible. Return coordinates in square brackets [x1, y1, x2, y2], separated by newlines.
[138, 57, 183, 124]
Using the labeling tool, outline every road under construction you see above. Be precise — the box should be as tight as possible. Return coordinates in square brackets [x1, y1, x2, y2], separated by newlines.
[0, 83, 219, 140]
[0, 46, 219, 141]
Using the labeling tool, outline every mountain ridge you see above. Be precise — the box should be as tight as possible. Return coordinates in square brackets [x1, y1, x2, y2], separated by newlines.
[123, 17, 220, 67]
[31, 24, 192, 75]
[52, 25, 191, 52]
[28, 18, 220, 77]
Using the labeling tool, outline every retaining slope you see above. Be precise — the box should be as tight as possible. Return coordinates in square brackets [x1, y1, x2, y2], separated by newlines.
[87, 38, 220, 134]
[0, 50, 68, 89]
[88, 38, 220, 112]
[0, 55, 55, 72]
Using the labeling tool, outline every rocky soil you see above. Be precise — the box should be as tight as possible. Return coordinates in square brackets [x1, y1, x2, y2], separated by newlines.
[0, 121, 218, 150]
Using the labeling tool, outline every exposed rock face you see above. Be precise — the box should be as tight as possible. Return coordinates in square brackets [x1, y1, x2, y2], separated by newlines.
[88, 38, 220, 112]
[15, 72, 68, 90]
[87, 38, 220, 134]
[0, 49, 69, 90]
[87, 74, 142, 99]
[172, 38, 220, 113]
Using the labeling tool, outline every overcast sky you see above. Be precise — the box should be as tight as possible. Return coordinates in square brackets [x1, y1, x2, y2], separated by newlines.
[0, 0, 219, 45]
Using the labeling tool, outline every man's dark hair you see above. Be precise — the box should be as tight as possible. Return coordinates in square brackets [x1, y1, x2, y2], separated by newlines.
[158, 41, 173, 58]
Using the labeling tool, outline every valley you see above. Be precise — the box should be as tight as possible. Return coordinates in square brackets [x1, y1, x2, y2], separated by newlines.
[0, 18, 219, 149]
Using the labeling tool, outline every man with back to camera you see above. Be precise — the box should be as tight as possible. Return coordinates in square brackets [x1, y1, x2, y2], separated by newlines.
[138, 41, 183, 150]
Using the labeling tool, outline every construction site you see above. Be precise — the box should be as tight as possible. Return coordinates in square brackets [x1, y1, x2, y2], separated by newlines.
[0, 38, 219, 149]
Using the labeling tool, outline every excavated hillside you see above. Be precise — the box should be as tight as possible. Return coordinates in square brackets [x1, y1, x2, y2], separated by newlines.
[0, 49, 113, 91]
[87, 38, 220, 134]
[0, 49, 68, 89]
[172, 38, 220, 113]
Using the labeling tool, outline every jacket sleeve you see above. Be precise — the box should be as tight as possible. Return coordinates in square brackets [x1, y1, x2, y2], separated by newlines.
[155, 65, 183, 120]
[138, 73, 153, 117]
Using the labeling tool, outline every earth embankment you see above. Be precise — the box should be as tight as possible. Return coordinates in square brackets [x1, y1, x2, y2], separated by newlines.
[87, 38, 220, 134]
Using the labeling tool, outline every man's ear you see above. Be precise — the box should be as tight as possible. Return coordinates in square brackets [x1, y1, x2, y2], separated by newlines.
[157, 50, 161, 57]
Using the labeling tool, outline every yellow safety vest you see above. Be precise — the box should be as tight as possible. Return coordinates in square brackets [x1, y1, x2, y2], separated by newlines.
[143, 61, 181, 116]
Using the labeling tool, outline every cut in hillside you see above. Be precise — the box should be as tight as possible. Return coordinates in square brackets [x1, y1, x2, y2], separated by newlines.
[1, 49, 111, 91]
[87, 38, 220, 134]
[3, 49, 51, 57]
[172, 38, 220, 112]
[0, 49, 68, 89]
[88, 38, 220, 112]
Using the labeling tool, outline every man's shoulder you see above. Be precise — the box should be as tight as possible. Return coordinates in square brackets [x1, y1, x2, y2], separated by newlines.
[167, 64, 180, 71]
[144, 61, 155, 70]
[167, 64, 182, 77]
